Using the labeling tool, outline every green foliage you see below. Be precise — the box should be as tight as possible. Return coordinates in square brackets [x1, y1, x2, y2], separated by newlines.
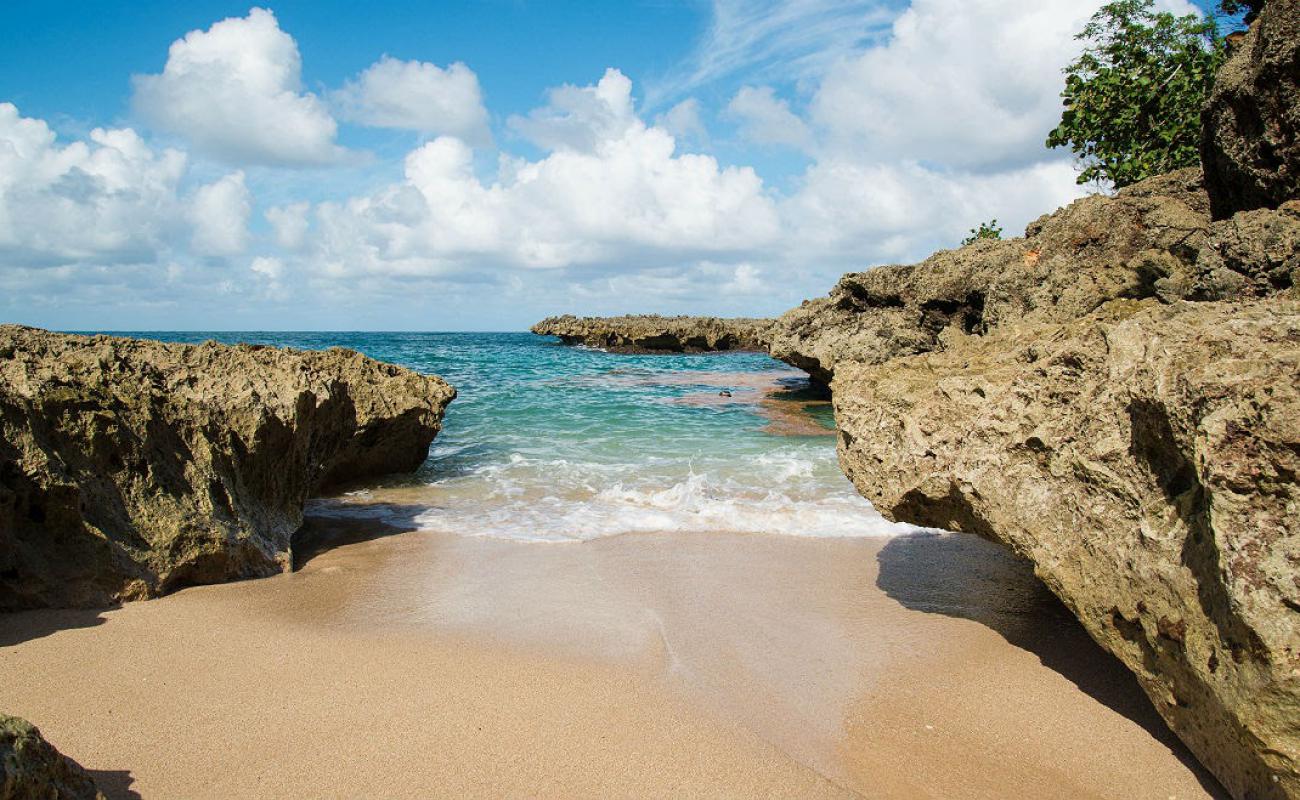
[962, 219, 1003, 246]
[1047, 0, 1226, 189]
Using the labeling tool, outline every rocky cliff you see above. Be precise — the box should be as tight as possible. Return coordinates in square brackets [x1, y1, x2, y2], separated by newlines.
[0, 327, 455, 610]
[532, 315, 773, 352]
[1203, 0, 1300, 220]
[1, 714, 104, 800]
[768, 6, 1300, 796]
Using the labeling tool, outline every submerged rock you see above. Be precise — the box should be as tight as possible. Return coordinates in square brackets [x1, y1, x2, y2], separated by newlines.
[0, 714, 104, 800]
[1203, 0, 1300, 220]
[532, 314, 773, 353]
[0, 326, 455, 610]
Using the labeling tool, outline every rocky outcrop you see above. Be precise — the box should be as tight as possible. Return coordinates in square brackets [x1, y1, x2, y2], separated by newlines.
[1202, 0, 1300, 220]
[830, 298, 1299, 799]
[532, 315, 773, 353]
[768, 133, 1300, 797]
[1, 714, 104, 799]
[0, 327, 455, 610]
[768, 169, 1212, 385]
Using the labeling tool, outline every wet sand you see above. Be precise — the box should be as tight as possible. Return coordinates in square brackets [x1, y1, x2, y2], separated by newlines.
[0, 523, 1223, 799]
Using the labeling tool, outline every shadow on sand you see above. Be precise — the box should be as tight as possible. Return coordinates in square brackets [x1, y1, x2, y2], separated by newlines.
[875, 532, 1227, 799]
[0, 606, 109, 648]
[86, 768, 142, 800]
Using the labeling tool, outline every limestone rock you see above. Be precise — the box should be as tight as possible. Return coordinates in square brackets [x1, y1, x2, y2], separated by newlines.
[0, 327, 455, 609]
[1, 714, 104, 800]
[768, 169, 1211, 384]
[829, 299, 1300, 798]
[1203, 0, 1300, 219]
[532, 314, 773, 352]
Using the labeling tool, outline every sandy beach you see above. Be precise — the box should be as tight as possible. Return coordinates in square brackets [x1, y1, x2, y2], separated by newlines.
[0, 517, 1223, 799]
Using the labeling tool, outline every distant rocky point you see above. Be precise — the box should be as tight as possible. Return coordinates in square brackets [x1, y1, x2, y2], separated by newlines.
[0, 326, 455, 610]
[531, 314, 773, 353]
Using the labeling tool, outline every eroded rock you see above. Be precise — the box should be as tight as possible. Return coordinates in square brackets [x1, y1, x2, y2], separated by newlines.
[828, 298, 1299, 798]
[0, 327, 455, 609]
[1, 714, 104, 800]
[532, 314, 773, 353]
[768, 169, 1211, 384]
[1203, 0, 1300, 220]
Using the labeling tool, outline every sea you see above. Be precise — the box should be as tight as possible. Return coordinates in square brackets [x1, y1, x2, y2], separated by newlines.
[107, 331, 913, 542]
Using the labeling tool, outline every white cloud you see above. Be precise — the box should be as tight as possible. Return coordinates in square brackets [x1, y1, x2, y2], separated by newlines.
[0, 103, 187, 268]
[266, 202, 311, 250]
[132, 8, 344, 166]
[307, 70, 780, 275]
[508, 68, 639, 152]
[656, 98, 709, 147]
[334, 56, 491, 144]
[647, 0, 899, 107]
[725, 86, 811, 150]
[189, 171, 252, 257]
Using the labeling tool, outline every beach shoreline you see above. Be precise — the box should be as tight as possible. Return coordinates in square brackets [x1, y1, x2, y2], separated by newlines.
[0, 522, 1223, 799]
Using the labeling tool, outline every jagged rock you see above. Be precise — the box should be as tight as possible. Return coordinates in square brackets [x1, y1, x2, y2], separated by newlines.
[828, 298, 1300, 798]
[532, 314, 773, 353]
[1, 714, 104, 800]
[0, 326, 455, 610]
[768, 169, 1210, 384]
[769, 158, 1300, 794]
[1203, 1, 1300, 220]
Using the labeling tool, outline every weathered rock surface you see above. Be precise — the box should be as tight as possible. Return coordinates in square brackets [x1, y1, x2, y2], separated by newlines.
[772, 193, 1300, 795]
[768, 169, 1212, 385]
[0, 326, 455, 610]
[1, 714, 104, 800]
[532, 314, 773, 352]
[1203, 0, 1300, 220]
[829, 298, 1299, 799]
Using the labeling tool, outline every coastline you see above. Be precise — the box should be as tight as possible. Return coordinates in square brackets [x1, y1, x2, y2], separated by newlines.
[0, 522, 1222, 799]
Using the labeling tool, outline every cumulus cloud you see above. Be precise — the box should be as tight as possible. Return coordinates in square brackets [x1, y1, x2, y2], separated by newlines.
[265, 202, 311, 250]
[0, 103, 187, 268]
[308, 70, 779, 275]
[655, 98, 710, 147]
[508, 68, 640, 152]
[725, 86, 812, 150]
[132, 8, 344, 166]
[333, 56, 491, 144]
[189, 172, 252, 257]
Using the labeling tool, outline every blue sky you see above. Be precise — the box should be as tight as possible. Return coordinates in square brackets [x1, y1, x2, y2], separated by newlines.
[0, 0, 1219, 330]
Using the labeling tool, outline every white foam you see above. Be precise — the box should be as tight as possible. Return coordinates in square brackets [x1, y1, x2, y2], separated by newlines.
[317, 452, 921, 543]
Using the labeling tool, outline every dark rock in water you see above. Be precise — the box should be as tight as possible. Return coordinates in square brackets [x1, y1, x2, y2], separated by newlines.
[0, 326, 456, 610]
[0, 714, 105, 800]
[531, 314, 773, 353]
[1203, 1, 1300, 220]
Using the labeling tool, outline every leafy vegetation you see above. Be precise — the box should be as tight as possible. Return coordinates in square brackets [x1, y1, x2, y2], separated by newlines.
[1218, 0, 1263, 25]
[1047, 0, 1226, 188]
[962, 219, 1003, 246]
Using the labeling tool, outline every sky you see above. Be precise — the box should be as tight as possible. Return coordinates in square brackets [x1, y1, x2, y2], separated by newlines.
[0, 0, 1215, 331]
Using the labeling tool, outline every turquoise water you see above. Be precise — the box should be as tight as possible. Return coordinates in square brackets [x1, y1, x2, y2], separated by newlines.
[109, 332, 907, 541]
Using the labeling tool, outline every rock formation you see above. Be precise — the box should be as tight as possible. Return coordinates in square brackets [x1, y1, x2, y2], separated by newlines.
[532, 315, 773, 352]
[1, 714, 104, 800]
[1203, 0, 1300, 220]
[767, 11, 1300, 794]
[0, 327, 455, 610]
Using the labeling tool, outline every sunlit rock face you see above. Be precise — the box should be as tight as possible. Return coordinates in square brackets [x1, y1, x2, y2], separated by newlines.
[0, 326, 455, 610]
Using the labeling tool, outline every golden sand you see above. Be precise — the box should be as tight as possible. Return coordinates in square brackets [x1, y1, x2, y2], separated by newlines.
[0, 522, 1223, 799]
